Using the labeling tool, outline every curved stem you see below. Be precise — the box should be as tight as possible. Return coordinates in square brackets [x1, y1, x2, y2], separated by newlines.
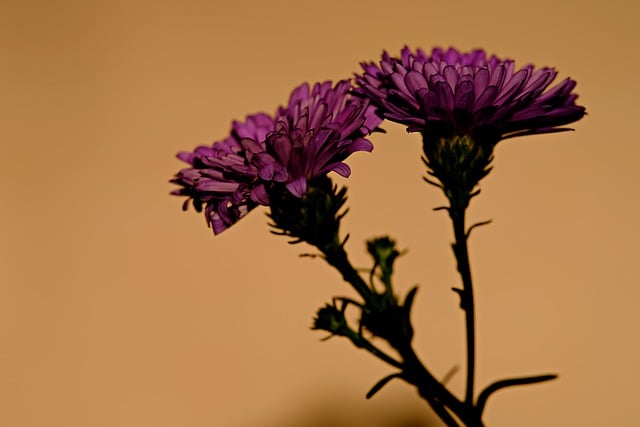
[450, 205, 477, 408]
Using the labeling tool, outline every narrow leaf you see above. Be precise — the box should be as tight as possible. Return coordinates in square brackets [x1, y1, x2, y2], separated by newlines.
[366, 373, 403, 399]
[404, 286, 419, 313]
[477, 374, 558, 415]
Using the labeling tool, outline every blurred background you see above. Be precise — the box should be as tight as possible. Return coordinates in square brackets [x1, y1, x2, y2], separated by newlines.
[1, 0, 639, 425]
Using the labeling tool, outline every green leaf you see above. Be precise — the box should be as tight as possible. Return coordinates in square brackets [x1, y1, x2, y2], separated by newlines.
[365, 373, 403, 399]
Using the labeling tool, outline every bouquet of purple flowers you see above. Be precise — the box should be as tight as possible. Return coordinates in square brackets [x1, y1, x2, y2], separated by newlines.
[170, 46, 585, 427]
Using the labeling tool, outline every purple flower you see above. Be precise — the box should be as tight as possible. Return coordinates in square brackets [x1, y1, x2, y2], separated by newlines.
[355, 47, 585, 144]
[259, 81, 382, 197]
[171, 80, 381, 234]
[170, 113, 275, 234]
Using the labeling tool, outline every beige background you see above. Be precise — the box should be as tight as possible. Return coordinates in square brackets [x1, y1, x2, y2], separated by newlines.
[2, 0, 639, 426]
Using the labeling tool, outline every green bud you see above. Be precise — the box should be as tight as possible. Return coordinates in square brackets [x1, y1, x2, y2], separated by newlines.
[312, 303, 349, 336]
[422, 134, 495, 209]
[268, 176, 348, 251]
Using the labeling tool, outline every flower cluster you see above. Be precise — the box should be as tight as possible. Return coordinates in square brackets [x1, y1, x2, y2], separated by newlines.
[170, 47, 587, 427]
[355, 47, 585, 145]
[171, 80, 381, 234]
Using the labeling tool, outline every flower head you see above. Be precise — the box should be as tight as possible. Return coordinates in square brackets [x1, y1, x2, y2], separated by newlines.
[170, 113, 275, 234]
[259, 81, 381, 197]
[355, 46, 585, 144]
[171, 80, 381, 234]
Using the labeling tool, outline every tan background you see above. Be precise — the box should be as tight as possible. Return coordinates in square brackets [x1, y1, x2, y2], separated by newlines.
[1, 0, 639, 426]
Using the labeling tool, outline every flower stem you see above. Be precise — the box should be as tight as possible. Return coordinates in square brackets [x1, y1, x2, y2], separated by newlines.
[449, 205, 477, 409]
[343, 328, 404, 369]
[320, 241, 476, 425]
[396, 342, 466, 426]
[322, 243, 376, 306]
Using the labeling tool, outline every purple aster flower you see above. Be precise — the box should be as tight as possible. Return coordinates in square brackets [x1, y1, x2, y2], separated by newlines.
[170, 113, 275, 234]
[355, 46, 585, 144]
[256, 80, 382, 197]
[171, 80, 381, 234]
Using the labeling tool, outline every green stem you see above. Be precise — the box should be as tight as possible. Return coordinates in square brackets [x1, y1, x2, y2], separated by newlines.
[322, 243, 376, 307]
[319, 230, 487, 425]
[397, 343, 467, 424]
[321, 243, 472, 423]
[417, 392, 462, 427]
[344, 329, 403, 369]
[450, 205, 477, 410]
